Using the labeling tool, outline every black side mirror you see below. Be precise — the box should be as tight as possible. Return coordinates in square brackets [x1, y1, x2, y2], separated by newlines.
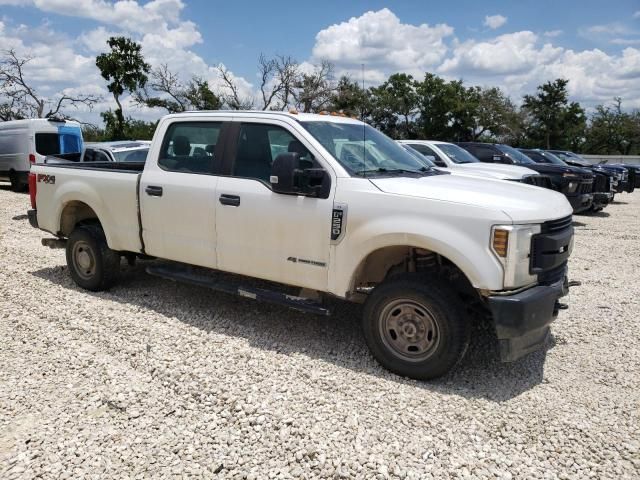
[270, 153, 329, 198]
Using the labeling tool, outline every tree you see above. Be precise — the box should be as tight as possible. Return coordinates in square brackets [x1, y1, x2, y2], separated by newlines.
[414, 73, 462, 140]
[134, 64, 222, 113]
[585, 98, 640, 154]
[96, 37, 150, 138]
[0, 49, 100, 120]
[328, 76, 370, 118]
[368, 73, 418, 138]
[99, 110, 157, 141]
[293, 60, 334, 113]
[466, 86, 519, 141]
[522, 78, 585, 149]
[216, 64, 254, 110]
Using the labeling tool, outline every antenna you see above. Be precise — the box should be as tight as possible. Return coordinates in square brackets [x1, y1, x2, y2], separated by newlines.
[362, 63, 366, 178]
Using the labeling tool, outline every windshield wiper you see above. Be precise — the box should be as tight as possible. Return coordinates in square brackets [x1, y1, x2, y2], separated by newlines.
[357, 167, 430, 177]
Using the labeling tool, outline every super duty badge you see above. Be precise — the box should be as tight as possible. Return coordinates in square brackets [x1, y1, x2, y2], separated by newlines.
[331, 203, 347, 242]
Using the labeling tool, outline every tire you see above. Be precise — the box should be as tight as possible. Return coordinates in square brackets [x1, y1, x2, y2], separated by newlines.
[9, 171, 27, 193]
[66, 224, 120, 291]
[362, 276, 470, 380]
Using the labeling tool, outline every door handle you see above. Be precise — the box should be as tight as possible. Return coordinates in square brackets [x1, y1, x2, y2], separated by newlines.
[219, 194, 240, 207]
[145, 185, 163, 197]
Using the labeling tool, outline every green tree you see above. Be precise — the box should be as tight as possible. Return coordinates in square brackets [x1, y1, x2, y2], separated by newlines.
[522, 78, 585, 149]
[328, 76, 370, 118]
[96, 37, 150, 139]
[585, 98, 640, 154]
[99, 110, 157, 141]
[414, 73, 459, 140]
[368, 73, 418, 138]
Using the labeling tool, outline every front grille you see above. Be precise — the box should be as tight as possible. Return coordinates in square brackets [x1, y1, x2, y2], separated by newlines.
[531, 215, 573, 283]
[541, 215, 573, 233]
[523, 174, 553, 189]
[578, 175, 594, 194]
[593, 173, 607, 193]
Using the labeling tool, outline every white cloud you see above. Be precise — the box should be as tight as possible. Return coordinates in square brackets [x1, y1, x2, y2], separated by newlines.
[312, 8, 453, 82]
[0, 0, 254, 124]
[484, 14, 507, 30]
[633, 11, 640, 19]
[543, 30, 563, 38]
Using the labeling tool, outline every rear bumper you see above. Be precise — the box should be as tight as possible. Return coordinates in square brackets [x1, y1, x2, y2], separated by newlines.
[488, 275, 568, 362]
[567, 193, 593, 213]
[27, 209, 38, 229]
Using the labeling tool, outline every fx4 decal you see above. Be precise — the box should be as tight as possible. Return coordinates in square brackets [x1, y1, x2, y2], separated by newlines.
[37, 174, 55, 184]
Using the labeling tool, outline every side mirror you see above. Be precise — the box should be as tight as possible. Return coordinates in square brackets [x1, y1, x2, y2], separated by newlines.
[270, 153, 329, 198]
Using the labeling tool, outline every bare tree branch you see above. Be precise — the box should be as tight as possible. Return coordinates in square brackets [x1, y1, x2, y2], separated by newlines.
[216, 65, 253, 110]
[0, 48, 101, 120]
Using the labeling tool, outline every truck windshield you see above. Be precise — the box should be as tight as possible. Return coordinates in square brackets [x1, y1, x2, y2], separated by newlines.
[437, 143, 479, 164]
[496, 144, 535, 165]
[539, 152, 567, 166]
[300, 121, 431, 176]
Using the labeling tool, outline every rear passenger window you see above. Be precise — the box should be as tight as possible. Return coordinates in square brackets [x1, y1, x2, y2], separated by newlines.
[159, 122, 222, 174]
[233, 124, 312, 183]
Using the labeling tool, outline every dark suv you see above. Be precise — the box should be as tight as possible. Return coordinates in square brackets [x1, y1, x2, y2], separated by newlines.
[457, 142, 594, 213]
[519, 149, 612, 212]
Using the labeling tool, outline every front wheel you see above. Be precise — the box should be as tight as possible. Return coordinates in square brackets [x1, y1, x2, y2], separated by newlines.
[66, 224, 120, 291]
[362, 277, 469, 380]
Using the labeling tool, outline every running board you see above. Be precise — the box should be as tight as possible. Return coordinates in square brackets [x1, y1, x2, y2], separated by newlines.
[146, 264, 331, 316]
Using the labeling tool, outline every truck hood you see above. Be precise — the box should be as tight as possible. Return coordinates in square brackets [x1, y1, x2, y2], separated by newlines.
[525, 163, 591, 176]
[369, 174, 572, 223]
[456, 163, 538, 179]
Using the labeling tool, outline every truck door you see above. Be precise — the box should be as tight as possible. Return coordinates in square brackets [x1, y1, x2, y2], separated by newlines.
[140, 121, 228, 268]
[215, 120, 334, 291]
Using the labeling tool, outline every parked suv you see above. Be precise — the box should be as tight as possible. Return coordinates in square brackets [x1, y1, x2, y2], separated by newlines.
[549, 151, 634, 194]
[519, 149, 613, 212]
[458, 142, 594, 213]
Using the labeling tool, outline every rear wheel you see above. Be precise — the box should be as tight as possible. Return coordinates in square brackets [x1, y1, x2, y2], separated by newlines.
[363, 276, 469, 380]
[66, 224, 120, 291]
[9, 171, 27, 192]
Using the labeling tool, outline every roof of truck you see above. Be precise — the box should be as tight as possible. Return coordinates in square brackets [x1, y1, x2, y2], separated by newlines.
[169, 110, 363, 124]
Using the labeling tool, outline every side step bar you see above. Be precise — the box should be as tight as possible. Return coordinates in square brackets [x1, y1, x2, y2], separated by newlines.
[146, 264, 331, 316]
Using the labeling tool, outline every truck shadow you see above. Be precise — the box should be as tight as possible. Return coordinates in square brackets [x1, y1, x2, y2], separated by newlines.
[31, 262, 551, 402]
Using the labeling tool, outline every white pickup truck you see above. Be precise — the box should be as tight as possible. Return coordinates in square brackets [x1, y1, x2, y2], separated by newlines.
[28, 111, 574, 380]
[398, 139, 552, 188]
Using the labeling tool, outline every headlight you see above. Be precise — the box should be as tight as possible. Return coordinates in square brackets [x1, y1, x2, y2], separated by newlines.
[491, 224, 541, 289]
[567, 181, 578, 193]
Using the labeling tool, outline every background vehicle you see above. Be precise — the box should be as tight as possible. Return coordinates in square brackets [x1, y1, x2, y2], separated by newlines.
[28, 111, 574, 380]
[45, 140, 151, 164]
[458, 142, 594, 213]
[519, 149, 613, 212]
[398, 140, 552, 188]
[550, 150, 634, 194]
[0, 117, 82, 191]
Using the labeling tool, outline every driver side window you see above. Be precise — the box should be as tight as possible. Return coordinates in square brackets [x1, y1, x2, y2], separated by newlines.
[233, 123, 313, 183]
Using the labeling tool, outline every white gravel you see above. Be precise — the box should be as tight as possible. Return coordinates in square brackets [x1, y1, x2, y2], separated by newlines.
[1, 183, 639, 479]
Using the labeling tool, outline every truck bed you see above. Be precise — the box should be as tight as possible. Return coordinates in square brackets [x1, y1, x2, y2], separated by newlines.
[39, 160, 145, 172]
[31, 162, 143, 253]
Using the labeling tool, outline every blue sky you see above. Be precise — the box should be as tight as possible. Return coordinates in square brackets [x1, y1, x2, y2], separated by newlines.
[1, 0, 639, 122]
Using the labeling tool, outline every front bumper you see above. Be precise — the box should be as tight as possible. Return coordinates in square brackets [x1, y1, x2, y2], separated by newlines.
[593, 192, 613, 208]
[27, 209, 38, 229]
[567, 193, 593, 213]
[488, 275, 568, 362]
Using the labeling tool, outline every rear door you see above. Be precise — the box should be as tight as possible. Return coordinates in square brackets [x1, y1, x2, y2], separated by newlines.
[214, 119, 334, 291]
[140, 120, 229, 268]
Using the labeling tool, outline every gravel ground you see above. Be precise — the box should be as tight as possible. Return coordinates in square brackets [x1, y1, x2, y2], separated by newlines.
[1, 184, 639, 479]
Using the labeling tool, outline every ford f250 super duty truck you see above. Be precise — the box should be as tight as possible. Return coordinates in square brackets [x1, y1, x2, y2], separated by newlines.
[28, 111, 574, 380]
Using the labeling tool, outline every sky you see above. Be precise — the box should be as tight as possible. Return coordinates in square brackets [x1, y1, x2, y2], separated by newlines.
[1, 0, 639, 124]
